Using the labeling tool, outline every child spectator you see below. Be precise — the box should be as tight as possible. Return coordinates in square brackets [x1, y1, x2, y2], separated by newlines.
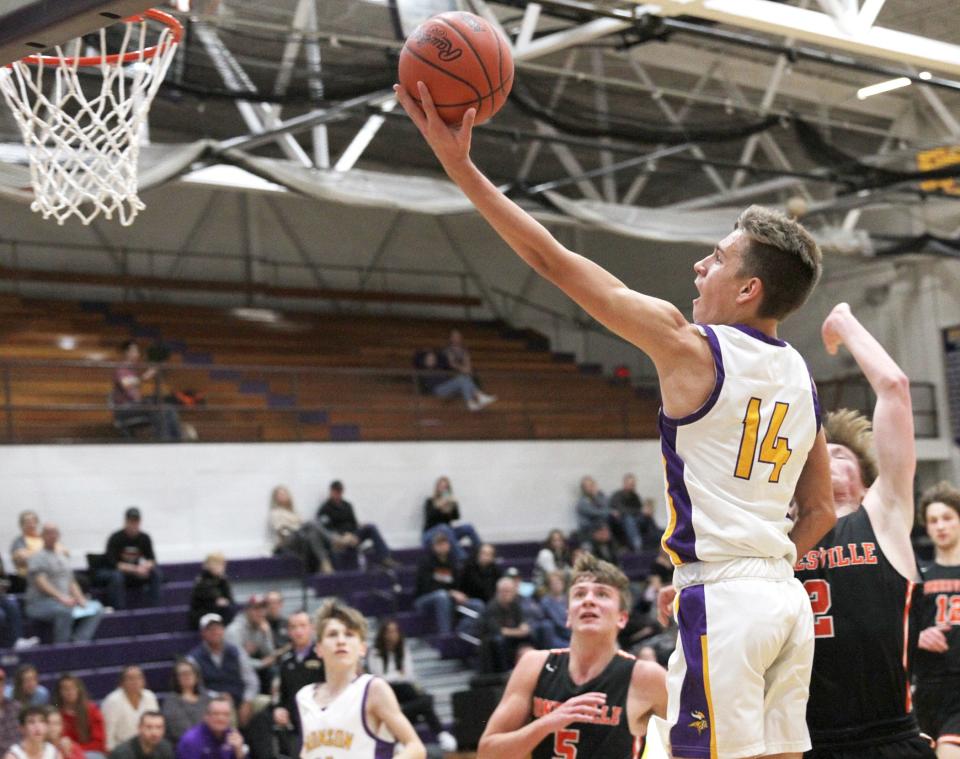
[48, 710, 84, 759]
[2, 705, 55, 759]
[188, 554, 234, 631]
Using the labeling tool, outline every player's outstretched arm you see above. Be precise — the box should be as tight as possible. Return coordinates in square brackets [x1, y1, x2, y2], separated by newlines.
[789, 431, 836, 558]
[628, 660, 668, 733]
[477, 650, 606, 759]
[821, 303, 914, 525]
[394, 82, 701, 370]
[365, 677, 426, 759]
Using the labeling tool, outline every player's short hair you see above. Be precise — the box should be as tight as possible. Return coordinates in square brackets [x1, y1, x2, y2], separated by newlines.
[823, 409, 877, 487]
[18, 705, 49, 725]
[314, 598, 368, 642]
[570, 553, 631, 611]
[736, 205, 822, 321]
[919, 480, 960, 521]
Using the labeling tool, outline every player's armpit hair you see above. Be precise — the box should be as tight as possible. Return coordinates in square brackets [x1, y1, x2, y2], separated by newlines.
[919, 480, 960, 520]
[571, 553, 631, 611]
[823, 409, 877, 487]
[314, 598, 369, 641]
[736, 205, 822, 321]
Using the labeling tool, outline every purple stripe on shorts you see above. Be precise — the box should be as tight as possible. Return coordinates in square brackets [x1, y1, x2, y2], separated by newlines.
[658, 421, 698, 564]
[670, 584, 712, 759]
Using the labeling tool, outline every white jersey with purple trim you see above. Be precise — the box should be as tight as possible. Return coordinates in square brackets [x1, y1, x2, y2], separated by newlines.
[297, 674, 395, 759]
[660, 323, 820, 568]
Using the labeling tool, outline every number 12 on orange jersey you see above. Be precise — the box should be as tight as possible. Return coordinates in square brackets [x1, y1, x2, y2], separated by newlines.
[734, 397, 792, 483]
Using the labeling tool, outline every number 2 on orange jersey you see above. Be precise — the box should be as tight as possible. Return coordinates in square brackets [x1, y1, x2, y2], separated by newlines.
[803, 578, 835, 638]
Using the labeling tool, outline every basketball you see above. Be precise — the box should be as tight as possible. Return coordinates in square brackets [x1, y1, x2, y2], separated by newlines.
[398, 11, 513, 126]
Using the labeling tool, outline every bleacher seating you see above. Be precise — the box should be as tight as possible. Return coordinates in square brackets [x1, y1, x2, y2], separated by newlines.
[0, 294, 660, 443]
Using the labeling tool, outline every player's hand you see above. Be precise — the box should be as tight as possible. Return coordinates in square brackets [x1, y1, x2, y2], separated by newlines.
[918, 625, 950, 653]
[656, 585, 677, 627]
[226, 728, 246, 757]
[393, 82, 476, 172]
[540, 692, 608, 731]
[821, 302, 852, 356]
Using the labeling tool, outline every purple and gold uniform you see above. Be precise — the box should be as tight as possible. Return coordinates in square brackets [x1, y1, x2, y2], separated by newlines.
[297, 674, 394, 759]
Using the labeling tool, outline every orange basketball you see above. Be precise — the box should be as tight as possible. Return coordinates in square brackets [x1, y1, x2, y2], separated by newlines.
[398, 11, 513, 126]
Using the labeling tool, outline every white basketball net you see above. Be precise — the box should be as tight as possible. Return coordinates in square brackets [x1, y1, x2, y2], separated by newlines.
[0, 17, 180, 225]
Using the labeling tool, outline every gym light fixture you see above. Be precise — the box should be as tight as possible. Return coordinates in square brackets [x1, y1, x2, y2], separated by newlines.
[856, 77, 912, 99]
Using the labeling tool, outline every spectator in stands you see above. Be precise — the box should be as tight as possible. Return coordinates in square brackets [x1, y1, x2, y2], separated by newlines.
[108, 711, 172, 759]
[161, 660, 210, 747]
[102, 667, 160, 751]
[1, 705, 53, 759]
[636, 498, 664, 551]
[175, 697, 246, 759]
[263, 591, 289, 649]
[10, 510, 66, 593]
[99, 508, 163, 610]
[459, 543, 501, 604]
[445, 330, 496, 409]
[608, 473, 644, 552]
[225, 596, 277, 696]
[6, 666, 49, 708]
[368, 619, 457, 753]
[533, 529, 573, 590]
[246, 610, 322, 759]
[314, 481, 397, 571]
[112, 340, 181, 442]
[413, 532, 477, 635]
[187, 554, 234, 631]
[0, 566, 37, 650]
[267, 487, 333, 575]
[539, 570, 571, 649]
[575, 476, 632, 549]
[0, 670, 18, 759]
[580, 523, 620, 566]
[478, 577, 536, 674]
[421, 477, 481, 563]
[187, 615, 258, 728]
[55, 674, 107, 758]
[414, 349, 494, 412]
[48, 710, 85, 759]
[25, 524, 103, 644]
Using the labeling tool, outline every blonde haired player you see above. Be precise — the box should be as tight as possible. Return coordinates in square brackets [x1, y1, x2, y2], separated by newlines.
[396, 79, 835, 759]
[296, 600, 425, 759]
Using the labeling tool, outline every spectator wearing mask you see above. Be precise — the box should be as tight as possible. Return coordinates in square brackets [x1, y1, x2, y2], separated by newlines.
[99, 508, 163, 610]
[101, 667, 160, 751]
[187, 554, 234, 631]
[161, 660, 210, 748]
[108, 712, 173, 759]
[55, 674, 107, 758]
[421, 477, 481, 563]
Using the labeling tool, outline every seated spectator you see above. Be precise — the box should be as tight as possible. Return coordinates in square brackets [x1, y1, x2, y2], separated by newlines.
[637, 497, 664, 551]
[368, 619, 457, 753]
[539, 571, 571, 649]
[421, 477, 481, 563]
[25, 524, 102, 644]
[575, 476, 632, 549]
[459, 543, 501, 604]
[188, 554, 235, 631]
[6, 666, 49, 708]
[314, 481, 396, 571]
[266, 487, 332, 575]
[102, 667, 160, 751]
[187, 615, 258, 728]
[99, 508, 163, 610]
[478, 577, 536, 674]
[608, 473, 644, 551]
[580, 523, 620, 567]
[111, 340, 181, 442]
[413, 533, 482, 635]
[0, 563, 37, 650]
[2, 705, 54, 759]
[108, 712, 172, 759]
[263, 591, 289, 650]
[175, 697, 246, 759]
[0, 672, 18, 759]
[225, 597, 277, 695]
[445, 329, 496, 409]
[161, 660, 210, 748]
[414, 349, 494, 412]
[55, 674, 107, 758]
[533, 529, 573, 590]
[9, 510, 66, 594]
[245, 610, 323, 759]
[48, 710, 85, 759]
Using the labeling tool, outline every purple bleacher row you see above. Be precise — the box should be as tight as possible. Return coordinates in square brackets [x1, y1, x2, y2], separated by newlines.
[1, 543, 654, 701]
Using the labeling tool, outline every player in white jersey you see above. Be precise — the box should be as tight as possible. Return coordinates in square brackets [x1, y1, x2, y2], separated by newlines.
[396, 81, 836, 759]
[296, 600, 424, 759]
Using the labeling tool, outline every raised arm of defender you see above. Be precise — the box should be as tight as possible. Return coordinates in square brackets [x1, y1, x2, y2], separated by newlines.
[393, 83, 707, 377]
